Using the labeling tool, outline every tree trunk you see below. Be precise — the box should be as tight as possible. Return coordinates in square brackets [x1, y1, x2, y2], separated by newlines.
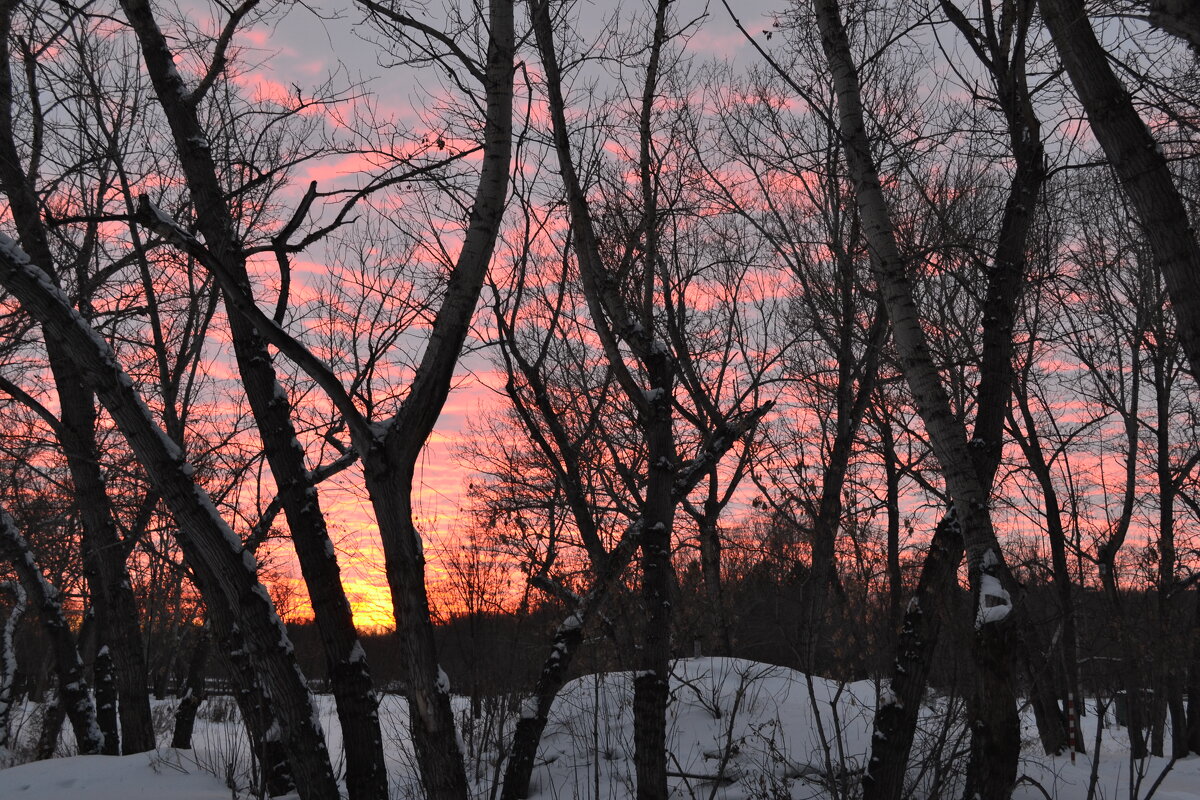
[863, 513, 963, 800]
[126, 0, 516, 792]
[355, 5, 513, 799]
[1101, 564, 1149, 757]
[1147, 0, 1200, 50]
[803, 305, 887, 671]
[172, 627, 210, 750]
[0, 239, 339, 799]
[634, 361, 676, 800]
[222, 650, 295, 797]
[501, 529, 640, 800]
[364, 466, 469, 800]
[878, 411, 904, 630]
[35, 700, 65, 760]
[116, 0, 389, 791]
[0, 507, 103, 755]
[1150, 340, 1179, 758]
[0, 579, 26, 750]
[94, 639, 120, 755]
[1039, 0, 1200, 385]
[812, 1, 1026, 795]
[1169, 673, 1188, 758]
[1012, 386, 1083, 753]
[500, 406, 770, 800]
[697, 489, 733, 657]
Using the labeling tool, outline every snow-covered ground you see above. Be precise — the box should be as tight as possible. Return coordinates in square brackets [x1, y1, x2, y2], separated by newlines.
[1, 657, 1196, 799]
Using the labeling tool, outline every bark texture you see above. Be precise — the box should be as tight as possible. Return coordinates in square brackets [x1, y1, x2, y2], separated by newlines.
[1147, 0, 1200, 50]
[0, 578, 25, 750]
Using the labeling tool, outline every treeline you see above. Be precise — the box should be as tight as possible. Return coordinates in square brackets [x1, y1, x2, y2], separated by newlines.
[0, 0, 1199, 799]
[8, 544, 1180, 754]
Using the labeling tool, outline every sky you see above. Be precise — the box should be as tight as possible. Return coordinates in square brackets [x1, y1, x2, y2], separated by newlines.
[154, 0, 1198, 629]
[217, 0, 784, 626]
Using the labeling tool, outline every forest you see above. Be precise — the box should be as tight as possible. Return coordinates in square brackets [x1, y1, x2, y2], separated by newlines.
[0, 0, 1198, 798]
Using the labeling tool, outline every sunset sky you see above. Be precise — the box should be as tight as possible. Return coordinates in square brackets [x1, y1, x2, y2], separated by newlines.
[226, 0, 784, 627]
[126, 0, 1182, 630]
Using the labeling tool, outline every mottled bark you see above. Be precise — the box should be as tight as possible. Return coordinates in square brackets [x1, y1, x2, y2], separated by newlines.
[0, 579, 25, 750]
[1147, 0, 1200, 50]
[94, 641, 119, 755]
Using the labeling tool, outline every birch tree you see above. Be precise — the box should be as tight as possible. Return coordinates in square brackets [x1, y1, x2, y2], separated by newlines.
[804, 0, 1055, 795]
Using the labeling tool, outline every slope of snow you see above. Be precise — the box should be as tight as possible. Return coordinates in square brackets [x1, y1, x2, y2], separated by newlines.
[528, 657, 878, 799]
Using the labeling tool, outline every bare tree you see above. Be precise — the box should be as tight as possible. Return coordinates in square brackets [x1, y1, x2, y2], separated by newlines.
[1039, 0, 1200, 383]
[129, 1, 515, 796]
[114, 0, 389, 792]
[521, 1, 777, 796]
[0, 0, 154, 753]
[804, 0, 1057, 796]
[698, 57, 889, 671]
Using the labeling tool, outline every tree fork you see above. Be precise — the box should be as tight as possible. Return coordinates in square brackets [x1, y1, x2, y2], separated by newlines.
[117, 0, 391, 792]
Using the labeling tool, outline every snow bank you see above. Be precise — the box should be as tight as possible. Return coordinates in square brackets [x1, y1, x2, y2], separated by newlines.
[0, 749, 238, 800]
[4, 658, 1200, 799]
[526, 657, 878, 799]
